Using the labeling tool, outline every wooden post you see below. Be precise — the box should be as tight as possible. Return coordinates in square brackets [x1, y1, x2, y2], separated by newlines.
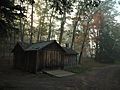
[61, 53, 64, 69]
[36, 50, 39, 73]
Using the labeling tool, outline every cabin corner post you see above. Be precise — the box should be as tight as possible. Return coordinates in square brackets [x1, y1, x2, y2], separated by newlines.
[13, 53, 16, 68]
[76, 55, 78, 66]
[36, 50, 39, 73]
[61, 53, 64, 69]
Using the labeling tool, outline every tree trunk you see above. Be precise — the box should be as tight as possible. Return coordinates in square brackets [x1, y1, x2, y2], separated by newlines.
[22, 19, 26, 42]
[30, 3, 34, 44]
[59, 10, 66, 45]
[20, 1, 24, 42]
[78, 23, 89, 64]
[71, 2, 81, 48]
[19, 17, 22, 41]
[37, 21, 41, 42]
[95, 28, 101, 61]
[71, 10, 80, 48]
[47, 10, 54, 41]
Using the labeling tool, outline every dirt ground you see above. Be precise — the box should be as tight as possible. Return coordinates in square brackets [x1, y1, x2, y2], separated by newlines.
[0, 59, 120, 90]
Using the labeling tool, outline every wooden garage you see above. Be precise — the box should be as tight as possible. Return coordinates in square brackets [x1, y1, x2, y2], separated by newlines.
[12, 40, 65, 73]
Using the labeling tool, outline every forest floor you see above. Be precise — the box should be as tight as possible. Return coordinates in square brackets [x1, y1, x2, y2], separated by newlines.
[0, 59, 120, 90]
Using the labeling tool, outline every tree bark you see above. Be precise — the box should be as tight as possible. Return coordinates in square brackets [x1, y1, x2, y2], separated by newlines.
[59, 10, 66, 45]
[47, 9, 54, 41]
[71, 10, 81, 48]
[30, 3, 34, 44]
[78, 22, 89, 64]
[37, 20, 41, 42]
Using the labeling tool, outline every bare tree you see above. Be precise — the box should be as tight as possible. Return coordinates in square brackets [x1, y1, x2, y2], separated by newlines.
[71, 6, 81, 48]
[59, 9, 66, 45]
[79, 22, 89, 64]
[47, 9, 54, 41]
[30, 0, 35, 44]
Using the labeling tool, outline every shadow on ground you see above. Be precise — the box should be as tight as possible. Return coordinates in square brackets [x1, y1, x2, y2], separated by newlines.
[0, 59, 120, 90]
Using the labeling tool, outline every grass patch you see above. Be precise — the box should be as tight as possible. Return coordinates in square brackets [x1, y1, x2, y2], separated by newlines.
[64, 65, 91, 74]
[64, 61, 110, 74]
[115, 60, 120, 64]
[82, 61, 109, 67]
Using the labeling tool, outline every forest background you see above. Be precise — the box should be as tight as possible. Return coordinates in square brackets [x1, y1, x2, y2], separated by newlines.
[0, 0, 120, 63]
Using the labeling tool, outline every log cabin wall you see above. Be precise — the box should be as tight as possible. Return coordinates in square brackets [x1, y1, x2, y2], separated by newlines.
[42, 50, 63, 70]
[62, 47, 78, 67]
[64, 54, 77, 67]
[37, 43, 65, 70]
[13, 44, 25, 69]
[24, 51, 37, 73]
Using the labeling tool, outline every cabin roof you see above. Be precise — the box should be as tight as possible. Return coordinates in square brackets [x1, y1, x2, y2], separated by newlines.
[12, 40, 77, 55]
[63, 47, 78, 55]
[26, 40, 56, 51]
[18, 42, 29, 49]
[11, 42, 29, 52]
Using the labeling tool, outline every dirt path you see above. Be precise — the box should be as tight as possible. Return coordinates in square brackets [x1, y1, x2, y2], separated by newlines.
[75, 65, 120, 90]
[0, 64, 120, 90]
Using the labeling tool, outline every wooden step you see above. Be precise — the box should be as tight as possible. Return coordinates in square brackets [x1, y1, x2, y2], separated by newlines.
[43, 70, 75, 77]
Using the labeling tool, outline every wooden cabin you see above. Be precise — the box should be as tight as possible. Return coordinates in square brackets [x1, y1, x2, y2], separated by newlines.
[12, 40, 65, 73]
[12, 40, 78, 73]
[63, 47, 78, 67]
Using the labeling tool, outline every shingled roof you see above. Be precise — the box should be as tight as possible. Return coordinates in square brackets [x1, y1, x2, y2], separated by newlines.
[18, 42, 29, 49]
[63, 47, 78, 55]
[11, 42, 29, 52]
[26, 40, 56, 51]
[12, 40, 78, 55]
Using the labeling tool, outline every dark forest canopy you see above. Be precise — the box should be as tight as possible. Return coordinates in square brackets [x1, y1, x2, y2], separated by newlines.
[0, 0, 26, 37]
[47, 0, 101, 14]
[0, 0, 103, 37]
